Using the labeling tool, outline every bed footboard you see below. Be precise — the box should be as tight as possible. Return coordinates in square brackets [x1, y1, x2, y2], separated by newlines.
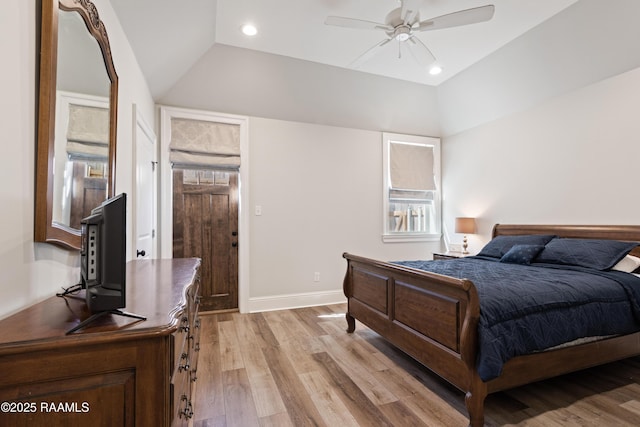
[342, 252, 485, 426]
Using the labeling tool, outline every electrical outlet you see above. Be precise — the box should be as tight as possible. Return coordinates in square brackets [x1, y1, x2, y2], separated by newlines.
[313, 272, 320, 282]
[255, 205, 262, 216]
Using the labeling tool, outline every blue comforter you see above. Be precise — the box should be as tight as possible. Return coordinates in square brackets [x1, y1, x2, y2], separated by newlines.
[392, 257, 640, 381]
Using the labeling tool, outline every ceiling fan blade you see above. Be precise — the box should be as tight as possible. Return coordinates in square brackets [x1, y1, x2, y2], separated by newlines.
[407, 36, 436, 65]
[349, 38, 393, 69]
[415, 5, 495, 32]
[401, 0, 421, 25]
[325, 16, 392, 32]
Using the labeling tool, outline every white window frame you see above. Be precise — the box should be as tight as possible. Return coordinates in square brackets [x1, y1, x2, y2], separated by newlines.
[382, 132, 441, 243]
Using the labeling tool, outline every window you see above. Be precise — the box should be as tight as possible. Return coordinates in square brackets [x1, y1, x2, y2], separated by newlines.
[382, 133, 441, 242]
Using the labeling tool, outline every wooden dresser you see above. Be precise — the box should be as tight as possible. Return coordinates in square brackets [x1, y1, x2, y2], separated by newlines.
[0, 258, 201, 427]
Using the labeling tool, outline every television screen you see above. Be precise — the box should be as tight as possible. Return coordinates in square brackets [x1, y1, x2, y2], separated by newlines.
[80, 193, 127, 313]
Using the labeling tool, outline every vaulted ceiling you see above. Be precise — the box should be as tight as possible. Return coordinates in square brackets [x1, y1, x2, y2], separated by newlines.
[109, 0, 577, 100]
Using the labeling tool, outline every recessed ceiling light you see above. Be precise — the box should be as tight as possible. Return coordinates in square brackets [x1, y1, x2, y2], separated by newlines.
[241, 24, 257, 36]
[429, 65, 443, 75]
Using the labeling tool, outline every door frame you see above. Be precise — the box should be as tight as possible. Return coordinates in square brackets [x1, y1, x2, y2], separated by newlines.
[158, 105, 250, 313]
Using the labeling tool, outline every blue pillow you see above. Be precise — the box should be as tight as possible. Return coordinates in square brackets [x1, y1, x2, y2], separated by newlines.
[477, 235, 556, 258]
[535, 238, 639, 270]
[499, 244, 545, 265]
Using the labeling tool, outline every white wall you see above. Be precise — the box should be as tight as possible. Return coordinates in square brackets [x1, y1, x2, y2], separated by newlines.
[248, 118, 440, 310]
[0, 0, 71, 318]
[93, 0, 157, 261]
[442, 65, 640, 254]
[438, 0, 640, 254]
[438, 0, 640, 136]
[0, 0, 154, 319]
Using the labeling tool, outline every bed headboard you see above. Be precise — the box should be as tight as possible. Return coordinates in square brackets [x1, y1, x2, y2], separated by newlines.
[492, 224, 640, 258]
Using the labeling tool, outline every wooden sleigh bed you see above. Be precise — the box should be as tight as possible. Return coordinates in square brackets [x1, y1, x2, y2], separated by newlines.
[342, 224, 640, 426]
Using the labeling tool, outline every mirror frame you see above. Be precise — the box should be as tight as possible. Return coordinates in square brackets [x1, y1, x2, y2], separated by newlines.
[35, 0, 118, 250]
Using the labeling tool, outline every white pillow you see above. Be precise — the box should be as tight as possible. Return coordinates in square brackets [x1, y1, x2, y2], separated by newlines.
[612, 254, 640, 273]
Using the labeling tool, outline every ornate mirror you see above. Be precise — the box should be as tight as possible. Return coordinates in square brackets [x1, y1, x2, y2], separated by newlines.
[35, 0, 118, 250]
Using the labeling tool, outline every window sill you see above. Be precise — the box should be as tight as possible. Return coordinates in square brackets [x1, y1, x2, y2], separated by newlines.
[382, 233, 441, 243]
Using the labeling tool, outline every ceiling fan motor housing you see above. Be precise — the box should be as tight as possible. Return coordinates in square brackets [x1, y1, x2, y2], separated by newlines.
[385, 7, 418, 41]
[386, 7, 419, 27]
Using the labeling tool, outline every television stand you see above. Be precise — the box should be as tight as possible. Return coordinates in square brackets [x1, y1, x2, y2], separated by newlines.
[66, 309, 147, 334]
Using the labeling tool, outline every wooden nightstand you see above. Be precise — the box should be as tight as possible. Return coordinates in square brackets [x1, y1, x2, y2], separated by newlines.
[433, 251, 472, 260]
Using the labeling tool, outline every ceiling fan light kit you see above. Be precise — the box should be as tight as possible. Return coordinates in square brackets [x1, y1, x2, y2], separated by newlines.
[394, 26, 412, 41]
[325, 1, 495, 72]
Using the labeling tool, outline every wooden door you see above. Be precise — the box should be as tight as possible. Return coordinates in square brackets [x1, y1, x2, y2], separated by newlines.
[69, 162, 107, 229]
[172, 169, 238, 311]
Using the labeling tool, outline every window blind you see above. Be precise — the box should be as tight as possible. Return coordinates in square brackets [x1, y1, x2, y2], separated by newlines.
[389, 142, 435, 191]
[66, 104, 109, 161]
[169, 118, 240, 170]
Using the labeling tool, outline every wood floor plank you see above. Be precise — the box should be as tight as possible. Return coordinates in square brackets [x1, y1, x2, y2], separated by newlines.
[258, 411, 295, 427]
[298, 370, 360, 427]
[218, 317, 245, 372]
[378, 399, 431, 427]
[354, 326, 467, 413]
[401, 393, 470, 426]
[232, 313, 287, 418]
[261, 340, 327, 426]
[620, 399, 640, 416]
[222, 368, 260, 427]
[249, 312, 280, 348]
[291, 306, 336, 337]
[261, 310, 324, 375]
[311, 351, 395, 427]
[193, 414, 227, 427]
[371, 367, 470, 426]
[193, 315, 226, 421]
[319, 334, 397, 405]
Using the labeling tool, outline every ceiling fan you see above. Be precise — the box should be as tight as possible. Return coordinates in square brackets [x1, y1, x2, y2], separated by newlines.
[325, 0, 495, 70]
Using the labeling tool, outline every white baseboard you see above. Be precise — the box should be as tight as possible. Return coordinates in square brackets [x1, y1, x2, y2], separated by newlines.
[247, 290, 347, 313]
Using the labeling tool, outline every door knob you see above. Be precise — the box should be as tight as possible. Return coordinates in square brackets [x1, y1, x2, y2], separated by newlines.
[137, 249, 146, 257]
[231, 242, 238, 247]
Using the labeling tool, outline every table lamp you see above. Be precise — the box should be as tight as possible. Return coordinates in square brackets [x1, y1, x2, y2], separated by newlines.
[455, 217, 476, 254]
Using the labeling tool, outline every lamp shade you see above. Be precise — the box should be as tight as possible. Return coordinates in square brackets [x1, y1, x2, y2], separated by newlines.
[455, 217, 476, 234]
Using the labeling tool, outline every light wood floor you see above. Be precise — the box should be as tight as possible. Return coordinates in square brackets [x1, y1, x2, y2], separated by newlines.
[193, 303, 640, 426]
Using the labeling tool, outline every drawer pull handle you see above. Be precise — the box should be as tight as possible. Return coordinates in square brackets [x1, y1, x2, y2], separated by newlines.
[178, 355, 190, 372]
[179, 397, 194, 419]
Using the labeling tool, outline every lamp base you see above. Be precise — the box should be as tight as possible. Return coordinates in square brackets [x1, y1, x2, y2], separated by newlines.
[462, 235, 469, 254]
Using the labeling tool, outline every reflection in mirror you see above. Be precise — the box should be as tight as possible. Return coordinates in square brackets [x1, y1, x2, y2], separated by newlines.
[52, 9, 110, 230]
[53, 92, 109, 229]
[35, 0, 118, 250]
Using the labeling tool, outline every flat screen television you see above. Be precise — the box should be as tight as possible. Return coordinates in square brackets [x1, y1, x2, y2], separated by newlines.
[80, 192, 127, 313]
